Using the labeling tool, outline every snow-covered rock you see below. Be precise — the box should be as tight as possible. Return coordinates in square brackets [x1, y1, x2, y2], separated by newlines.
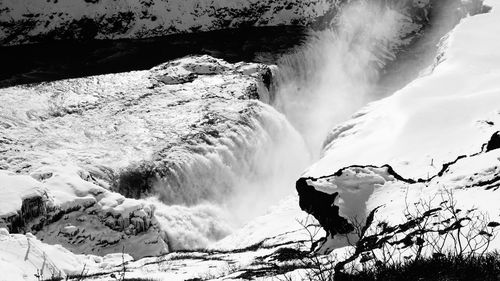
[0, 167, 168, 259]
[0, 0, 340, 46]
[297, 0, 500, 252]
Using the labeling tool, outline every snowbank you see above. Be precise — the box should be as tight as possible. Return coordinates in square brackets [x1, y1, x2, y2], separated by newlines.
[0, 228, 138, 281]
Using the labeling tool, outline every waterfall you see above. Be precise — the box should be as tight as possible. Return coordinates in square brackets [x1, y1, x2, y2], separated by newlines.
[146, 101, 311, 249]
[146, 0, 463, 250]
[272, 0, 429, 157]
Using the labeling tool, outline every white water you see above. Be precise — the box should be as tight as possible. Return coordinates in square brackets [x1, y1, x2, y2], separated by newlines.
[273, 0, 423, 157]
[149, 102, 311, 250]
[152, 0, 435, 250]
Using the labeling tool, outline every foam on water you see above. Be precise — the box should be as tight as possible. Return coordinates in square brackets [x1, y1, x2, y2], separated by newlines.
[148, 103, 311, 249]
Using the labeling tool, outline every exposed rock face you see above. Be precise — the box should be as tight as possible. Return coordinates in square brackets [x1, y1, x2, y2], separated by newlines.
[0, 0, 340, 46]
[296, 166, 399, 244]
[485, 131, 500, 152]
[296, 177, 353, 237]
[17, 194, 47, 232]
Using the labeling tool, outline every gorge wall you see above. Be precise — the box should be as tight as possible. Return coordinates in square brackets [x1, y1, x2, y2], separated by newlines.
[0, 0, 340, 46]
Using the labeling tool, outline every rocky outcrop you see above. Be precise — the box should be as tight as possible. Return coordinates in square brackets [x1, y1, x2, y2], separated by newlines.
[0, 169, 168, 259]
[485, 131, 500, 152]
[0, 0, 340, 46]
[297, 146, 500, 253]
[296, 178, 353, 237]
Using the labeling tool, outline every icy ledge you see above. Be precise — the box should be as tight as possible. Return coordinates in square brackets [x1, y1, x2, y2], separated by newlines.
[298, 0, 500, 253]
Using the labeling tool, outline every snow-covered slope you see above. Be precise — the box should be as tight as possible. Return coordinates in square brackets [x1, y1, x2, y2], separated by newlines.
[0, 223, 311, 281]
[298, 0, 500, 252]
[0, 0, 339, 46]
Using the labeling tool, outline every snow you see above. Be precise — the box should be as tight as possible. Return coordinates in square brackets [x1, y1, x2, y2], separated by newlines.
[0, 229, 85, 281]
[0, 171, 47, 219]
[214, 196, 318, 250]
[0, 228, 140, 281]
[307, 5, 500, 180]
[0, 165, 169, 259]
[0, 55, 310, 259]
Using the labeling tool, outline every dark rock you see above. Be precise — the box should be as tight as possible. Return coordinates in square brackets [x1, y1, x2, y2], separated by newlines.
[296, 177, 354, 236]
[485, 131, 500, 152]
[114, 163, 156, 199]
[21, 195, 46, 222]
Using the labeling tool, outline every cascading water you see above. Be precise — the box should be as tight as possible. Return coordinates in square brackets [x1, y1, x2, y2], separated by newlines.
[272, 0, 473, 159]
[144, 101, 311, 250]
[272, 0, 433, 157]
[138, 0, 469, 250]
